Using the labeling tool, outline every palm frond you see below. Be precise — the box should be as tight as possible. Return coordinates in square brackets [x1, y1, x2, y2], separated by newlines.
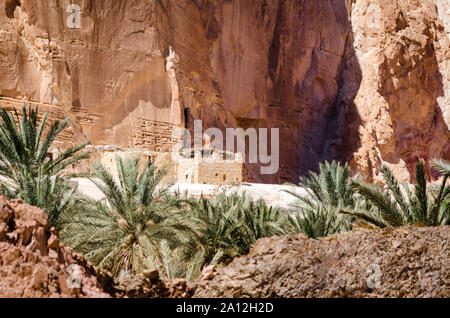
[431, 158, 450, 176]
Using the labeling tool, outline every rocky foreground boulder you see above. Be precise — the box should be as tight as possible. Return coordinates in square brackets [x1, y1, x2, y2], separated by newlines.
[0, 197, 111, 297]
[192, 227, 449, 298]
[0, 197, 194, 298]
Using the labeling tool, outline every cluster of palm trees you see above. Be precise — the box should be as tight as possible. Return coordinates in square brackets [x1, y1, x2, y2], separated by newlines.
[0, 105, 89, 225]
[60, 159, 291, 281]
[0, 105, 448, 282]
[288, 160, 449, 239]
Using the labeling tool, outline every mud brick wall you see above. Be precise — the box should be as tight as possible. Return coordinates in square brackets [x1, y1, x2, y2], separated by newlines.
[197, 161, 242, 185]
[174, 151, 243, 185]
[90, 149, 176, 183]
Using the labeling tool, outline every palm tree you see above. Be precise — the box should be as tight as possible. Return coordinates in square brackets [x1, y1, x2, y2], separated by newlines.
[340, 159, 449, 227]
[157, 240, 210, 283]
[240, 198, 287, 242]
[186, 193, 246, 265]
[287, 205, 344, 239]
[284, 161, 363, 238]
[186, 192, 287, 265]
[60, 155, 200, 278]
[0, 104, 89, 225]
[286, 161, 358, 208]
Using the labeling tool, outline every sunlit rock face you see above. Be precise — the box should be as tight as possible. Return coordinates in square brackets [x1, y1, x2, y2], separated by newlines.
[333, 0, 450, 182]
[0, 0, 448, 183]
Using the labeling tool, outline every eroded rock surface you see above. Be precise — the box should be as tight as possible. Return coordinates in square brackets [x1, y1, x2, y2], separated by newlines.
[112, 274, 194, 298]
[0, 197, 109, 297]
[192, 226, 450, 298]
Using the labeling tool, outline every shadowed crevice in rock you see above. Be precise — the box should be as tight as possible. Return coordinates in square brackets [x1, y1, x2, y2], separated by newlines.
[283, 0, 363, 181]
[267, 1, 283, 84]
[318, 26, 363, 176]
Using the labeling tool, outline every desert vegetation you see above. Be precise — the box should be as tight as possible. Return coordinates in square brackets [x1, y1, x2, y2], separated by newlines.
[0, 106, 448, 283]
[58, 155, 200, 280]
[283, 161, 365, 238]
[0, 105, 89, 226]
[341, 160, 450, 227]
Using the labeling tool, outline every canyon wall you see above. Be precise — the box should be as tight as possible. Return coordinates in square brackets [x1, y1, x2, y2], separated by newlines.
[0, 0, 448, 183]
[0, 0, 181, 152]
[333, 0, 450, 181]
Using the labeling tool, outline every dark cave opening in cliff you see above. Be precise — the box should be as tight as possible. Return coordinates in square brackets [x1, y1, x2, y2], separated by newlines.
[5, 0, 20, 19]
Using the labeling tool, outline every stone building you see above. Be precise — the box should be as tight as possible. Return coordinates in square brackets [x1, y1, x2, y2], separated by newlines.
[174, 148, 243, 185]
[50, 143, 243, 186]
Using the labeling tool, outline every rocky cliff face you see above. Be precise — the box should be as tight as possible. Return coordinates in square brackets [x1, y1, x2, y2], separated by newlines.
[334, 0, 450, 182]
[0, 0, 448, 183]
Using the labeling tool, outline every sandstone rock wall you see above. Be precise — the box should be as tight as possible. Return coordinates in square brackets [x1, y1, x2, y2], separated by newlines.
[0, 0, 448, 183]
[0, 0, 178, 149]
[330, 0, 450, 181]
[155, 0, 352, 183]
